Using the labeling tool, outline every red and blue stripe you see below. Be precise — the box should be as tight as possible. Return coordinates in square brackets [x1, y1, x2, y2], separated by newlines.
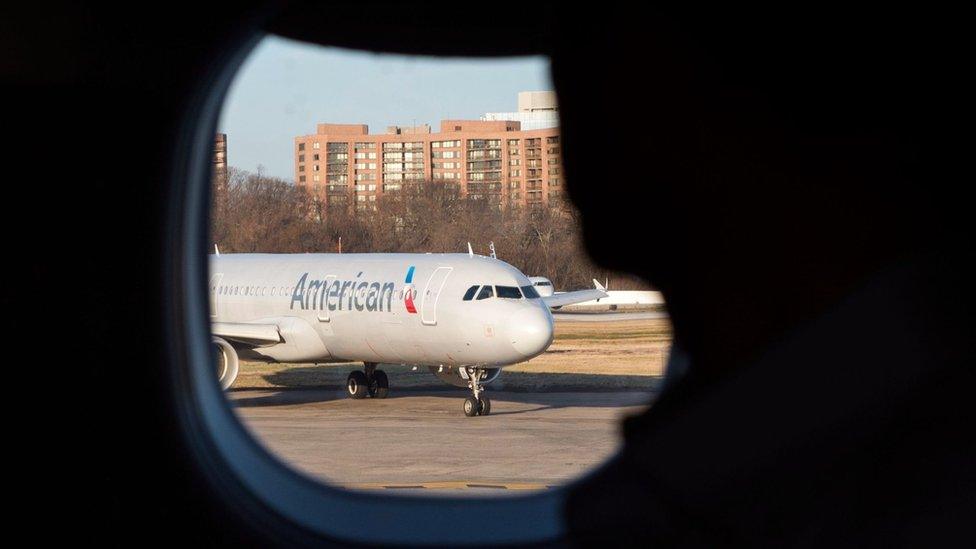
[404, 266, 417, 313]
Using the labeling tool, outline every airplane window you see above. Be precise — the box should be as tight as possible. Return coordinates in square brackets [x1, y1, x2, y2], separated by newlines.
[476, 285, 494, 300]
[521, 285, 541, 299]
[495, 285, 523, 299]
[200, 34, 671, 545]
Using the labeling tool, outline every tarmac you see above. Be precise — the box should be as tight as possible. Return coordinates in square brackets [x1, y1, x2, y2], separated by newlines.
[230, 388, 653, 494]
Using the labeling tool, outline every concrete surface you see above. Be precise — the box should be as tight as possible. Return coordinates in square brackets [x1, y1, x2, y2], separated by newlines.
[230, 389, 654, 493]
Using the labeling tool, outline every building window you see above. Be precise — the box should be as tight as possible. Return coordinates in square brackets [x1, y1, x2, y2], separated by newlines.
[298, 143, 305, 151]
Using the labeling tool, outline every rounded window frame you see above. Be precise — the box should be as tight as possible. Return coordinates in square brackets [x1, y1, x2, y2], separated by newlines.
[167, 31, 569, 546]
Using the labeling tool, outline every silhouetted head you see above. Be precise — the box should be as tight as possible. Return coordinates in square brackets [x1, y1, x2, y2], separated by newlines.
[552, 7, 965, 367]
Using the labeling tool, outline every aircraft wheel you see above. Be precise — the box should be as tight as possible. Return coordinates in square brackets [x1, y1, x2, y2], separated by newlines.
[347, 371, 368, 399]
[463, 396, 480, 417]
[372, 370, 389, 399]
[478, 395, 491, 416]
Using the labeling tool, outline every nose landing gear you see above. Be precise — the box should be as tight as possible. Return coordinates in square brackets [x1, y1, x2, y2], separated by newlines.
[461, 366, 491, 417]
[346, 362, 389, 399]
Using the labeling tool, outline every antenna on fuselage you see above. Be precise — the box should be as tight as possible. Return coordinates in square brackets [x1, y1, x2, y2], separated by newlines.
[467, 242, 474, 257]
[489, 241, 496, 259]
[214, 244, 220, 256]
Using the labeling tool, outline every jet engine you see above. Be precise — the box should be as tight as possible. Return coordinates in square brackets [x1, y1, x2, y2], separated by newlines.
[430, 365, 501, 388]
[213, 336, 240, 390]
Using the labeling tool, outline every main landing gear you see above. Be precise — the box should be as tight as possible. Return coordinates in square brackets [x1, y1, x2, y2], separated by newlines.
[462, 366, 491, 417]
[347, 362, 389, 399]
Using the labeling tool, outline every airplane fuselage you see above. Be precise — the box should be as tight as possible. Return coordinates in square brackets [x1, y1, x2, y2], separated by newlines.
[209, 253, 554, 367]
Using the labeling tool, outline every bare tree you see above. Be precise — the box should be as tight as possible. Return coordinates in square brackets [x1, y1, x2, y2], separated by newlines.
[211, 169, 653, 290]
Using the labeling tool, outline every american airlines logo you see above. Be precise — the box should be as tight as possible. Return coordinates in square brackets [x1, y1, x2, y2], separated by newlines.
[290, 272, 397, 312]
[403, 265, 417, 314]
[289, 266, 418, 314]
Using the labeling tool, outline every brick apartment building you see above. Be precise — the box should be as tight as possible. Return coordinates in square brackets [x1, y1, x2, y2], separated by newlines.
[294, 119, 563, 212]
[213, 133, 228, 193]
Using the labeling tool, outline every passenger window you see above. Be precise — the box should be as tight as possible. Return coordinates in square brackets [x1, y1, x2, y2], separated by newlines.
[476, 285, 494, 300]
[520, 285, 541, 299]
[496, 285, 522, 299]
[203, 38, 673, 544]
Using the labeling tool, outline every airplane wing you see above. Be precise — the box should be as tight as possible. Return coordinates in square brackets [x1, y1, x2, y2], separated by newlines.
[541, 279, 609, 309]
[211, 322, 282, 346]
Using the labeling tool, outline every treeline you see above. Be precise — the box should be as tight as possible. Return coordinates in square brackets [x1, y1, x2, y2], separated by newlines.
[211, 168, 651, 291]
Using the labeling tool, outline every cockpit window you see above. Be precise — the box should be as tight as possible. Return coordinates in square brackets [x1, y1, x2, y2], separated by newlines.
[534, 281, 552, 286]
[462, 285, 479, 301]
[476, 285, 494, 300]
[521, 285, 541, 299]
[496, 285, 523, 299]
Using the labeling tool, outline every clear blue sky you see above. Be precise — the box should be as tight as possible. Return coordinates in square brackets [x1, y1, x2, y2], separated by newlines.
[218, 35, 552, 179]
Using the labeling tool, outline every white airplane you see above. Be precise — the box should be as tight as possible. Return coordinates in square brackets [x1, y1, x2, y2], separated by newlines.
[528, 276, 608, 308]
[209, 252, 606, 416]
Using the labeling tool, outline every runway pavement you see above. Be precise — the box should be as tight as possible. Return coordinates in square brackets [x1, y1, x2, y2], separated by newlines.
[230, 389, 653, 494]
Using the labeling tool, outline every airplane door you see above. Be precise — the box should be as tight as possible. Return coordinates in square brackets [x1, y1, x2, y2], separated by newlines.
[209, 273, 223, 318]
[420, 267, 452, 326]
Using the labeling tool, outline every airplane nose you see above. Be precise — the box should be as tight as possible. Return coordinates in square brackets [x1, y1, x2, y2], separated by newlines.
[508, 306, 554, 358]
